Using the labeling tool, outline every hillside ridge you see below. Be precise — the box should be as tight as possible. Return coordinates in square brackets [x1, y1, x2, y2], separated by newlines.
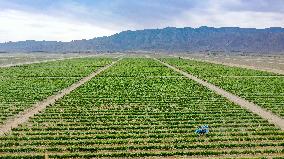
[1, 26, 284, 53]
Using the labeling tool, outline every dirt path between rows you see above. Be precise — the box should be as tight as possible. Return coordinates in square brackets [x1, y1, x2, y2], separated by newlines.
[152, 57, 284, 130]
[0, 57, 122, 136]
[170, 55, 284, 75]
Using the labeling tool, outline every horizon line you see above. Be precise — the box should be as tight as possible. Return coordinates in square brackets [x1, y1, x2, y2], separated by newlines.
[1, 26, 284, 43]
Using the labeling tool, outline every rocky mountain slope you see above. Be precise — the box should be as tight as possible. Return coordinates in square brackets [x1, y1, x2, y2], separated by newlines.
[1, 26, 284, 53]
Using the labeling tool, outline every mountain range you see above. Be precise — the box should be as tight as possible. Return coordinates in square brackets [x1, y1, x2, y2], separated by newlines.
[1, 26, 284, 54]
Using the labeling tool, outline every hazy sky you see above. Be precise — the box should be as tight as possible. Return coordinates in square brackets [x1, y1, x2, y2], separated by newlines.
[0, 0, 284, 42]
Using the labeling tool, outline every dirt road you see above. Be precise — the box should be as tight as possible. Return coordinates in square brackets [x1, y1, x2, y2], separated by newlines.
[153, 57, 284, 130]
[0, 58, 122, 136]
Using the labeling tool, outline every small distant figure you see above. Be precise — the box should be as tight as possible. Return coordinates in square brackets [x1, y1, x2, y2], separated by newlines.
[195, 125, 209, 136]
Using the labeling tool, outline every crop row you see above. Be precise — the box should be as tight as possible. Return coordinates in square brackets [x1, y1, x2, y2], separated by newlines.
[0, 58, 113, 123]
[0, 58, 283, 158]
[161, 58, 284, 117]
[1, 149, 283, 159]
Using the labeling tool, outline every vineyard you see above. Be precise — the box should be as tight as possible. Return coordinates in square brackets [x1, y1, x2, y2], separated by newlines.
[0, 58, 113, 123]
[0, 57, 283, 158]
[161, 58, 284, 118]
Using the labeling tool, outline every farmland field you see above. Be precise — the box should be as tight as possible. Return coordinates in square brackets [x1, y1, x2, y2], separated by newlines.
[0, 57, 283, 158]
[175, 53, 284, 73]
[0, 53, 80, 67]
[0, 53, 121, 67]
[161, 58, 284, 118]
[0, 58, 113, 124]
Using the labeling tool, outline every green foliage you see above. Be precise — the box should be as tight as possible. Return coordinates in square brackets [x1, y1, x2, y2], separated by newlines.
[0, 58, 113, 123]
[162, 58, 284, 117]
[0, 58, 283, 158]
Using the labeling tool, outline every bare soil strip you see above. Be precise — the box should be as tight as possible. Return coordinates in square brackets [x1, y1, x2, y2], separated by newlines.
[204, 59, 284, 75]
[0, 58, 122, 136]
[170, 55, 284, 75]
[153, 57, 284, 130]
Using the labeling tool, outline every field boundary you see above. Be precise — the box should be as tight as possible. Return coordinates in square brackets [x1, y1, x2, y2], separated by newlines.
[170, 55, 284, 75]
[0, 53, 113, 68]
[153, 57, 284, 130]
[0, 56, 84, 68]
[0, 57, 122, 136]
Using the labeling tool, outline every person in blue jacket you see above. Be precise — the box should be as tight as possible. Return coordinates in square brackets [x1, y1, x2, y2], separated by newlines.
[195, 125, 209, 135]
